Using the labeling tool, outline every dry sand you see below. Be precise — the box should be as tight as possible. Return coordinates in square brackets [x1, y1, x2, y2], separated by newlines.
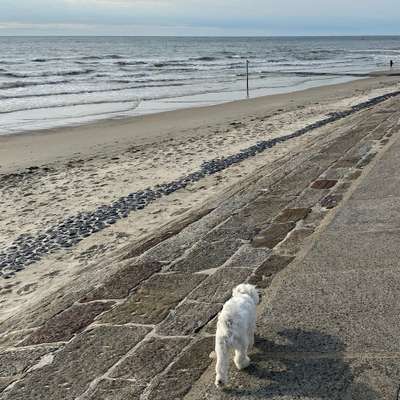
[1, 75, 399, 323]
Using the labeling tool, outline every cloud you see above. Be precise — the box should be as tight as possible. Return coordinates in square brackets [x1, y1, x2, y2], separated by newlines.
[1, 0, 400, 35]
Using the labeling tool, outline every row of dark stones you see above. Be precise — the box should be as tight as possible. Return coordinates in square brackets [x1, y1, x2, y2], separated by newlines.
[1, 90, 399, 278]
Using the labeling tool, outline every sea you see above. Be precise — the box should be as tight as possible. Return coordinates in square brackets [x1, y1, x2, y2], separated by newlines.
[1, 36, 399, 135]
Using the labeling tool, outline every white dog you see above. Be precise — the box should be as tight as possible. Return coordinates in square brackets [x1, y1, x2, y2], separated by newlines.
[214, 283, 259, 388]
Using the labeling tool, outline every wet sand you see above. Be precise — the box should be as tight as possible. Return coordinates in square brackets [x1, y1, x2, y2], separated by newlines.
[1, 75, 399, 173]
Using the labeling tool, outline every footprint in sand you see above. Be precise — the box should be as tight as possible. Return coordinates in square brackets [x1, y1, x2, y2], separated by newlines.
[16, 283, 38, 296]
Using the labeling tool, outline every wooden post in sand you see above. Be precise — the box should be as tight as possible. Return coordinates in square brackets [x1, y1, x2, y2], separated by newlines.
[246, 60, 250, 98]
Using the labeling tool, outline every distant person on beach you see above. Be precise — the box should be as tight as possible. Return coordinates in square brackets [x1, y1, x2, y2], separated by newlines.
[390, 60, 394, 68]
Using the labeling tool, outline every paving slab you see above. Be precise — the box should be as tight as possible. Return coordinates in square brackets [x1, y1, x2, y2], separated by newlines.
[209, 215, 260, 241]
[251, 223, 296, 249]
[275, 228, 314, 256]
[1, 325, 150, 400]
[81, 259, 162, 301]
[320, 193, 343, 209]
[0, 345, 58, 392]
[310, 179, 338, 189]
[99, 273, 206, 325]
[110, 337, 191, 382]
[347, 169, 363, 181]
[169, 239, 242, 273]
[146, 336, 213, 400]
[123, 206, 217, 260]
[291, 187, 331, 209]
[357, 152, 377, 168]
[84, 379, 145, 400]
[203, 218, 257, 242]
[156, 300, 222, 336]
[134, 206, 231, 266]
[302, 208, 328, 228]
[188, 267, 252, 303]
[332, 158, 360, 168]
[274, 208, 311, 223]
[320, 167, 349, 180]
[248, 254, 294, 288]
[320, 129, 365, 155]
[18, 301, 115, 345]
[268, 162, 326, 197]
[334, 181, 353, 193]
[231, 196, 292, 231]
[0, 330, 35, 348]
[223, 245, 271, 269]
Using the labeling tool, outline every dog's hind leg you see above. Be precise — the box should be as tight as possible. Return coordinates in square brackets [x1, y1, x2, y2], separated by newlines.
[248, 332, 254, 352]
[234, 340, 250, 370]
[215, 337, 229, 388]
[248, 322, 256, 351]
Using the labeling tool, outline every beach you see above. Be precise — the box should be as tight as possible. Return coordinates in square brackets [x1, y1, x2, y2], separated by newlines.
[0, 73, 399, 323]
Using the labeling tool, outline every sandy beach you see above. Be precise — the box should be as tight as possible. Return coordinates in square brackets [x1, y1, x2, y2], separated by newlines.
[1, 74, 399, 323]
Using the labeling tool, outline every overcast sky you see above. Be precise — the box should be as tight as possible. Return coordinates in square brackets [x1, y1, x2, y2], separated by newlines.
[1, 0, 400, 36]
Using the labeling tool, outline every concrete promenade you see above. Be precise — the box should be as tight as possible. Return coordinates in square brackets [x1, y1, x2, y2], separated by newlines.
[1, 97, 400, 399]
[187, 105, 400, 399]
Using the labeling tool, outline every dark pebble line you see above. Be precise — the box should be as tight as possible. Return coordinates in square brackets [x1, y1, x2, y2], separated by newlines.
[1, 90, 400, 278]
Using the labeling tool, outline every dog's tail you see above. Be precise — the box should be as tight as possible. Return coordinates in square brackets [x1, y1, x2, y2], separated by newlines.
[215, 335, 230, 387]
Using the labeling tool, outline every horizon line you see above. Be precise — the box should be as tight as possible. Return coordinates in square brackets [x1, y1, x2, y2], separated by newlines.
[1, 34, 400, 38]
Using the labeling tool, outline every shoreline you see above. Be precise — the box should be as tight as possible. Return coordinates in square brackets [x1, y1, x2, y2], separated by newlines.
[1, 73, 399, 174]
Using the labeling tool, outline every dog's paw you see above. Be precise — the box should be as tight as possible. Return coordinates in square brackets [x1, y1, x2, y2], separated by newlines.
[235, 356, 250, 370]
[215, 378, 227, 389]
[209, 351, 216, 359]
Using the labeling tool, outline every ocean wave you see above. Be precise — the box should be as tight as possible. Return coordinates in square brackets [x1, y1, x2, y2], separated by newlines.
[266, 58, 290, 63]
[258, 70, 368, 78]
[1, 95, 141, 114]
[1, 69, 95, 79]
[152, 60, 194, 68]
[80, 54, 123, 60]
[80, 56, 103, 60]
[106, 54, 123, 59]
[115, 61, 147, 66]
[109, 73, 148, 81]
[31, 57, 66, 63]
[0, 79, 71, 90]
[0, 80, 192, 101]
[0, 60, 24, 65]
[189, 56, 218, 62]
[351, 49, 400, 55]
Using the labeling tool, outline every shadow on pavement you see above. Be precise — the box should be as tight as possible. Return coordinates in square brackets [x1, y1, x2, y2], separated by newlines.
[222, 328, 379, 399]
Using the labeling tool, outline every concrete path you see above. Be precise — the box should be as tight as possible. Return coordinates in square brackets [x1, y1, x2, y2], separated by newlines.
[1, 97, 400, 399]
[186, 107, 400, 399]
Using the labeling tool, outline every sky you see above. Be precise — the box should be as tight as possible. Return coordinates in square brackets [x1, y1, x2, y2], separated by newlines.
[1, 0, 400, 36]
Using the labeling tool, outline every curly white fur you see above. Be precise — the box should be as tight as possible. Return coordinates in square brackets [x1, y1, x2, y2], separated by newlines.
[214, 283, 259, 388]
